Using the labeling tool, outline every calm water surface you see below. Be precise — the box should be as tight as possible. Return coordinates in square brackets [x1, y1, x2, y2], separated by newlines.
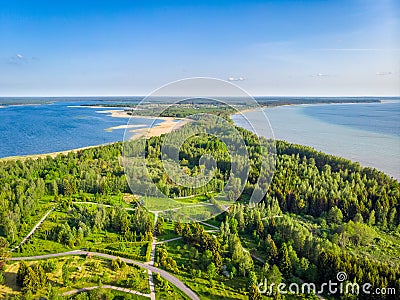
[232, 100, 400, 179]
[0, 100, 160, 157]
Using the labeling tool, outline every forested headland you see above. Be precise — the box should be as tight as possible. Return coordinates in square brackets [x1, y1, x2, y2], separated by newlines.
[0, 117, 399, 299]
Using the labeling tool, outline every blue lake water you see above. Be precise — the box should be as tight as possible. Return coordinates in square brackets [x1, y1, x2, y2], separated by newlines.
[0, 100, 161, 157]
[232, 100, 400, 179]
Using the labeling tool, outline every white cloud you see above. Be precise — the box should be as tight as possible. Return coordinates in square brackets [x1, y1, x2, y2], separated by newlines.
[376, 71, 393, 76]
[228, 76, 246, 81]
[310, 73, 329, 77]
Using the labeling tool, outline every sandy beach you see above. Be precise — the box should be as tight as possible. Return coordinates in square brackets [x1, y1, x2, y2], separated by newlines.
[0, 143, 113, 161]
[105, 124, 146, 132]
[101, 109, 190, 139]
[128, 117, 189, 139]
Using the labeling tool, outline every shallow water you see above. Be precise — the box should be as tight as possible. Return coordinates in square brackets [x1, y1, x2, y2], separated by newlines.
[232, 100, 400, 179]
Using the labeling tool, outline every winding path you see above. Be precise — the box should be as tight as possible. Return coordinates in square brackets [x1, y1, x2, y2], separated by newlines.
[10, 250, 200, 300]
[146, 211, 158, 300]
[10, 206, 56, 252]
[63, 285, 151, 298]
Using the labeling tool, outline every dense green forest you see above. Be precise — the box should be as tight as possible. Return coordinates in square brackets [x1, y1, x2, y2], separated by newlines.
[0, 121, 399, 299]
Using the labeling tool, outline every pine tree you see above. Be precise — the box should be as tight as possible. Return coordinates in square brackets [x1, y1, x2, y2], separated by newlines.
[248, 284, 262, 300]
[22, 267, 39, 294]
[266, 235, 278, 265]
[0, 237, 9, 263]
[278, 243, 292, 278]
[17, 261, 28, 286]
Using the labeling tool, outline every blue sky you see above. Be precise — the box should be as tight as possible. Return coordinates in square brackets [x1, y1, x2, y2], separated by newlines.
[1, 0, 399, 96]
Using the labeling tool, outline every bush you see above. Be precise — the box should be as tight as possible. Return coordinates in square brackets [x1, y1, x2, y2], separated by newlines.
[0, 272, 5, 285]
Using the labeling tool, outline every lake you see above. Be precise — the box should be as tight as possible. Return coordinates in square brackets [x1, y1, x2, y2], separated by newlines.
[232, 100, 400, 179]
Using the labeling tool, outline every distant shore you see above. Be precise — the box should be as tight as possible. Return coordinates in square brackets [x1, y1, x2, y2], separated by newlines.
[231, 98, 384, 116]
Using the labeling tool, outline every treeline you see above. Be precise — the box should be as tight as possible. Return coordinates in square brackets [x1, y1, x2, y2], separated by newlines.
[127, 103, 237, 118]
[274, 141, 399, 227]
[255, 97, 381, 107]
[0, 143, 127, 244]
[43, 205, 153, 248]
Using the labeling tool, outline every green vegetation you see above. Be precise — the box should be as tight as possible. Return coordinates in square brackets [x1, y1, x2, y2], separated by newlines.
[128, 103, 238, 118]
[2, 256, 149, 299]
[0, 106, 399, 299]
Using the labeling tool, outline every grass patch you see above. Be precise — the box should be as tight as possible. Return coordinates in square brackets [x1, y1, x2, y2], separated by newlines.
[173, 193, 217, 204]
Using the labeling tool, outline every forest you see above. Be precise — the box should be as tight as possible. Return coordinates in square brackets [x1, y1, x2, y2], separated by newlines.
[0, 119, 399, 299]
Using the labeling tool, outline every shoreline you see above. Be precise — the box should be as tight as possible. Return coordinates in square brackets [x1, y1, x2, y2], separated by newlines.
[0, 101, 397, 170]
[0, 143, 114, 161]
[101, 109, 190, 138]
[0, 110, 189, 161]
[127, 118, 190, 139]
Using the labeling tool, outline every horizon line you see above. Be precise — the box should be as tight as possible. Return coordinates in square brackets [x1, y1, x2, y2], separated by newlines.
[1, 94, 399, 98]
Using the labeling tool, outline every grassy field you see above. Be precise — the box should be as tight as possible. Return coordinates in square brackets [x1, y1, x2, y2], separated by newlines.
[173, 193, 217, 204]
[143, 197, 184, 212]
[70, 192, 137, 209]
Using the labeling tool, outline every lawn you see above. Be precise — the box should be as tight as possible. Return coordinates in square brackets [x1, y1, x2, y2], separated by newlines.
[143, 197, 183, 212]
[173, 192, 217, 204]
[69, 193, 137, 209]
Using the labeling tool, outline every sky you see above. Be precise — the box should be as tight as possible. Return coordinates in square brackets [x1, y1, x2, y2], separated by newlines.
[0, 0, 399, 96]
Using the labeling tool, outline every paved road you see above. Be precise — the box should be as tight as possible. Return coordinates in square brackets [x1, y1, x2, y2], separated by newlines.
[10, 206, 56, 252]
[189, 219, 220, 230]
[63, 285, 151, 298]
[147, 211, 158, 300]
[10, 250, 200, 300]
